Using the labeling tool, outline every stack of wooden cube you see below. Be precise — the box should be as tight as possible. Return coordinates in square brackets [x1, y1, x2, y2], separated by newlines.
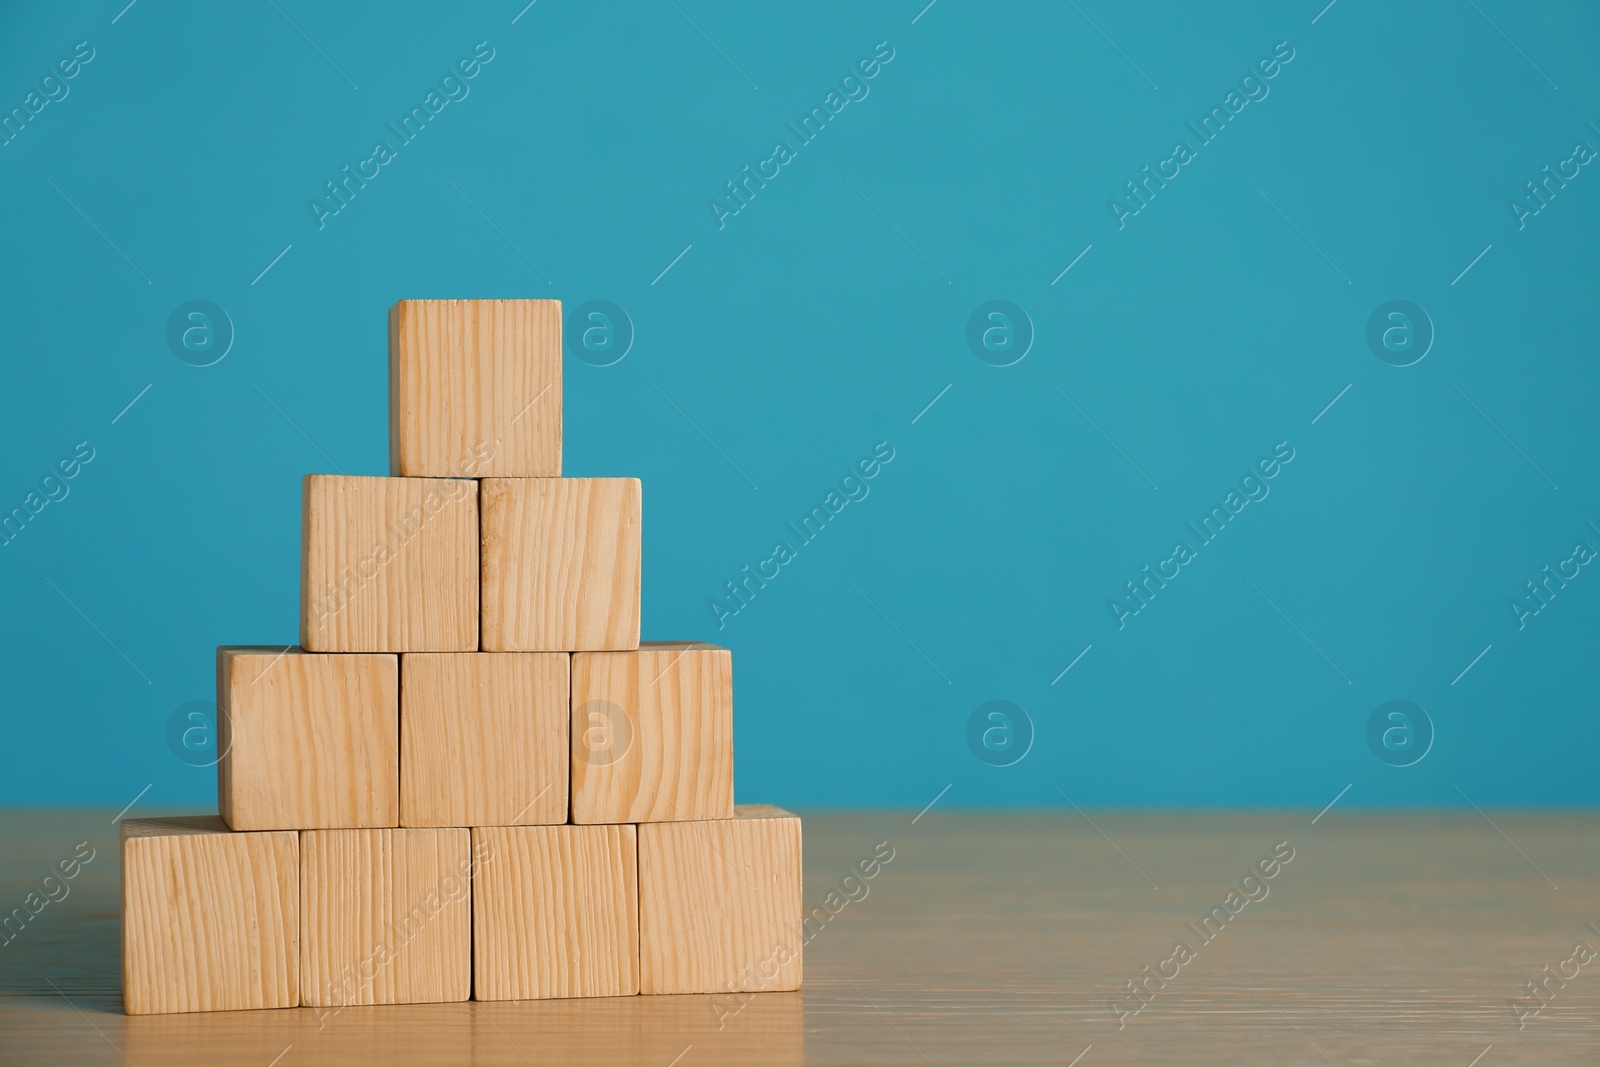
[120, 300, 803, 1015]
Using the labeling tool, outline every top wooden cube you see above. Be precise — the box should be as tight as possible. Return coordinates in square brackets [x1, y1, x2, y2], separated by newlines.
[389, 299, 561, 478]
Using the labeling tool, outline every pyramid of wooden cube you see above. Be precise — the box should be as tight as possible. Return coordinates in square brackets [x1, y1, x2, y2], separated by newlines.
[121, 298, 803, 1015]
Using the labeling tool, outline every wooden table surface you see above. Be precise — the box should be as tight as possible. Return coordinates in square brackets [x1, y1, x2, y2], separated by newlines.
[1, 808, 1596, 1065]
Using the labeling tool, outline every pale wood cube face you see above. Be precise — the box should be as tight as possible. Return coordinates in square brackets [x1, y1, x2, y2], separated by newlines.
[121, 817, 298, 1015]
[571, 643, 733, 824]
[389, 299, 561, 478]
[638, 806, 803, 995]
[480, 478, 641, 652]
[300, 828, 472, 1008]
[472, 825, 639, 1001]
[300, 475, 479, 653]
[218, 648, 398, 831]
[399, 652, 569, 827]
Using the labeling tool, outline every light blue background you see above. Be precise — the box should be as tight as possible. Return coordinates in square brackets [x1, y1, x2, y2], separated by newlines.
[3, 0, 1597, 810]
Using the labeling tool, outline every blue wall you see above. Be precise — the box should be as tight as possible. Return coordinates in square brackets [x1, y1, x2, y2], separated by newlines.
[3, 0, 1597, 809]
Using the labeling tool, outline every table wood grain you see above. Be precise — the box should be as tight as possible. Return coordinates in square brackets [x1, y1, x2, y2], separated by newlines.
[1, 808, 1596, 1064]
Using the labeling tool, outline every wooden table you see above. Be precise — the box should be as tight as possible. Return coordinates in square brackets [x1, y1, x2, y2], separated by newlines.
[2, 809, 1596, 1065]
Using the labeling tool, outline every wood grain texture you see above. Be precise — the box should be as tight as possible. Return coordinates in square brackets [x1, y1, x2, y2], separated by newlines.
[217, 648, 399, 831]
[21, 810, 1600, 1064]
[638, 805, 802, 996]
[399, 652, 568, 827]
[299, 827, 471, 1008]
[120, 816, 298, 1015]
[389, 299, 561, 478]
[300, 475, 479, 653]
[472, 825, 639, 1001]
[479, 478, 641, 652]
[570, 642, 733, 824]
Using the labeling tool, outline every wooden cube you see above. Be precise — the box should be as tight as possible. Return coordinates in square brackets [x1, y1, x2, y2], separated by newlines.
[480, 478, 641, 652]
[218, 647, 398, 831]
[121, 816, 298, 1015]
[571, 642, 733, 824]
[638, 806, 802, 995]
[399, 652, 569, 827]
[300, 474, 479, 653]
[300, 828, 472, 1007]
[472, 824, 639, 1000]
[389, 299, 561, 478]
